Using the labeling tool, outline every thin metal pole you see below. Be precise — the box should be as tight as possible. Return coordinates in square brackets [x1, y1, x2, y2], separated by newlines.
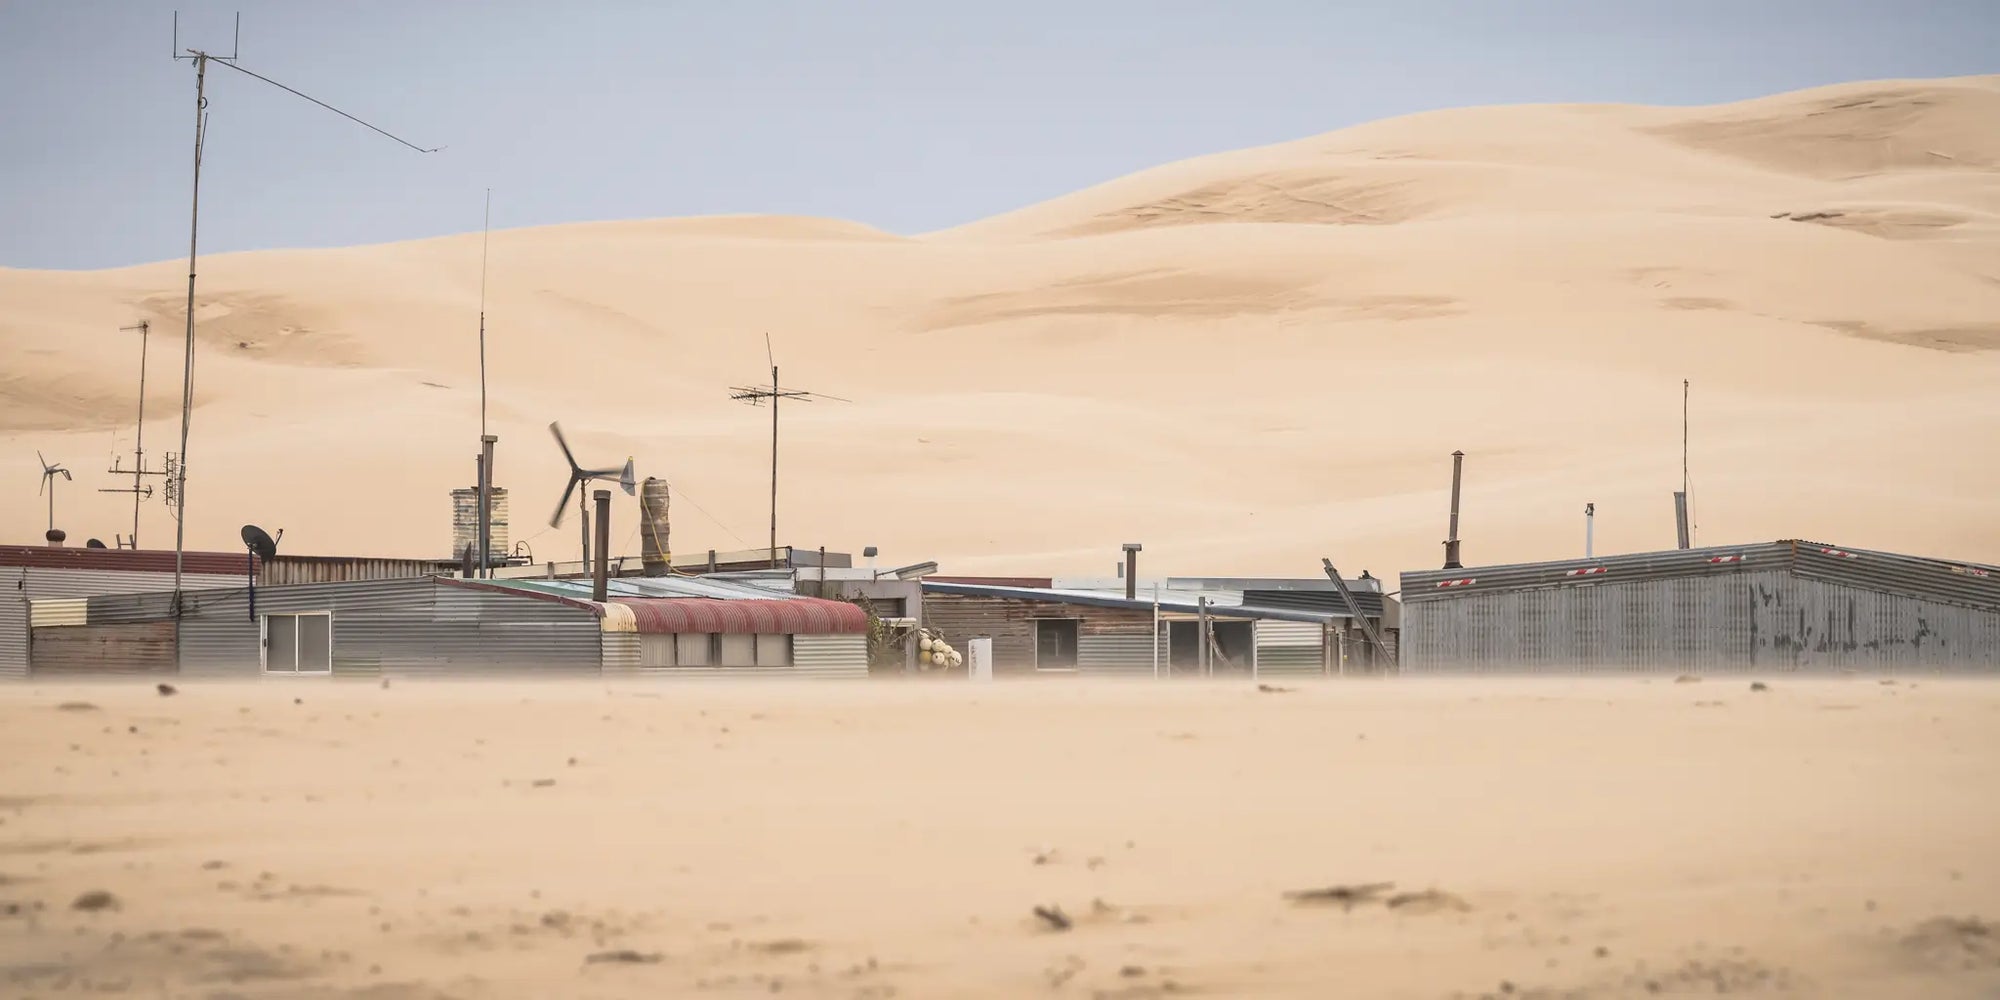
[769, 362, 779, 569]
[173, 54, 209, 611]
[1151, 585, 1164, 679]
[479, 189, 491, 440]
[132, 321, 149, 546]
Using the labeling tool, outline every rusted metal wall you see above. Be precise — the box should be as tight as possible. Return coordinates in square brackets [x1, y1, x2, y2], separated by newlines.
[922, 593, 1158, 674]
[257, 558, 452, 586]
[30, 622, 178, 675]
[2, 566, 237, 679]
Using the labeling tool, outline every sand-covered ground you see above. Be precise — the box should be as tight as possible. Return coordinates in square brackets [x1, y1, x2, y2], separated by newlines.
[6, 74, 2000, 575]
[1, 677, 1996, 998]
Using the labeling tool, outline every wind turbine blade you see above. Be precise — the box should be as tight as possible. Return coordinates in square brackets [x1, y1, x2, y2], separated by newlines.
[619, 459, 636, 496]
[550, 475, 580, 528]
[764, 332, 774, 369]
[549, 422, 579, 473]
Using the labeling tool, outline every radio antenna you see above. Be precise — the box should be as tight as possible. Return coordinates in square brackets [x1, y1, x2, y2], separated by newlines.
[165, 11, 437, 612]
[100, 321, 170, 548]
[478, 188, 492, 440]
[729, 334, 849, 568]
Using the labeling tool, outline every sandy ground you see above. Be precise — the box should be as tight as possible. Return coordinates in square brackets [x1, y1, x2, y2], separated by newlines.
[5, 75, 2000, 576]
[1, 677, 1996, 998]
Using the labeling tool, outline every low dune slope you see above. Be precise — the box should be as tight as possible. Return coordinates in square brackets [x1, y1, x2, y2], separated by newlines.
[3, 76, 1998, 575]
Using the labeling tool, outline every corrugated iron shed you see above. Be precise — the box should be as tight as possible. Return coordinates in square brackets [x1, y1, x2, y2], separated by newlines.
[1399, 539, 2000, 673]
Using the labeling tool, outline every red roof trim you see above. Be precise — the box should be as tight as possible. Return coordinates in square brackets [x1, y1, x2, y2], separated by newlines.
[0, 545, 251, 577]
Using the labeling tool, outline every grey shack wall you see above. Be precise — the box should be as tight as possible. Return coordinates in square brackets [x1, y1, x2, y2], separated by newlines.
[1400, 570, 2000, 673]
[87, 578, 603, 678]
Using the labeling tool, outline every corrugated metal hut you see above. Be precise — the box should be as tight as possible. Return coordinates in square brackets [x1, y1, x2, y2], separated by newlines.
[1399, 540, 2000, 673]
[921, 579, 1395, 678]
[22, 573, 870, 680]
[1, 545, 245, 679]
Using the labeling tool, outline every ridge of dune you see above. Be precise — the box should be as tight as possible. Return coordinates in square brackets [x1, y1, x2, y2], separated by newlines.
[3, 74, 1999, 576]
[932, 74, 2000, 242]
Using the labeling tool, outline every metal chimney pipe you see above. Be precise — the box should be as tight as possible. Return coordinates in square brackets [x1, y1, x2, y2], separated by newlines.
[1585, 502, 1596, 559]
[592, 489, 612, 602]
[1443, 450, 1465, 570]
[1122, 542, 1142, 601]
[1673, 491, 1690, 550]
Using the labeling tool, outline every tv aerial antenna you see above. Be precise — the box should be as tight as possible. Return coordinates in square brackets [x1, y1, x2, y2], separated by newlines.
[165, 11, 437, 610]
[100, 321, 173, 549]
[729, 333, 848, 568]
[546, 422, 635, 568]
[38, 452, 72, 545]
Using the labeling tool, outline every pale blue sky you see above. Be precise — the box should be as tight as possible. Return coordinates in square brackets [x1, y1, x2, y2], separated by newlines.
[1, 0, 1993, 269]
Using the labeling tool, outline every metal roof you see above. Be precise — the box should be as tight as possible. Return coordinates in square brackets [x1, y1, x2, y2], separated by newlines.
[459, 576, 868, 635]
[921, 581, 1346, 623]
[618, 598, 868, 635]
[1400, 539, 2000, 613]
[0, 545, 251, 577]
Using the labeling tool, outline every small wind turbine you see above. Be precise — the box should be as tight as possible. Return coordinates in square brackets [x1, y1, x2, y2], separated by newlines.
[547, 422, 635, 566]
[38, 452, 72, 543]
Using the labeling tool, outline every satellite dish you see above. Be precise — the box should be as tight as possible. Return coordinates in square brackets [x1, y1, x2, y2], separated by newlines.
[86, 538, 107, 549]
[240, 524, 280, 561]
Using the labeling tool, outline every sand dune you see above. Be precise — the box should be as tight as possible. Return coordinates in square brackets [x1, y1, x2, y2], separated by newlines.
[4, 75, 2000, 575]
[1, 678, 1996, 997]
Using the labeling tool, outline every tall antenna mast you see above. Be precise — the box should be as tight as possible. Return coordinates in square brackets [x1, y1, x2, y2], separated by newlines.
[166, 11, 437, 611]
[1683, 378, 1693, 546]
[100, 321, 170, 548]
[478, 188, 491, 440]
[729, 334, 847, 568]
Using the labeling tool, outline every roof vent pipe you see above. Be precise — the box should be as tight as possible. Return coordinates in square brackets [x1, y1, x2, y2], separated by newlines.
[1673, 491, 1691, 550]
[1443, 450, 1465, 570]
[1123, 542, 1142, 601]
[592, 489, 611, 602]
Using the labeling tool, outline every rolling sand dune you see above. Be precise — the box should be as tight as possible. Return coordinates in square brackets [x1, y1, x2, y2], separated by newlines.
[1, 679, 1997, 997]
[4, 75, 2000, 575]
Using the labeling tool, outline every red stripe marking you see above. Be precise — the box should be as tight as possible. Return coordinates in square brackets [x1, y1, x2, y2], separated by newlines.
[1564, 567, 1607, 577]
[1819, 548, 1857, 559]
[1436, 578, 1477, 588]
[1708, 555, 1743, 564]
[1952, 566, 1991, 578]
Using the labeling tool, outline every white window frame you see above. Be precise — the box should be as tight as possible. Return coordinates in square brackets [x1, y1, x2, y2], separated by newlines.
[261, 611, 333, 675]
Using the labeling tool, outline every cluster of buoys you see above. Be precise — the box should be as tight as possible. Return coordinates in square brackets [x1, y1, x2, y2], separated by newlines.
[917, 630, 963, 671]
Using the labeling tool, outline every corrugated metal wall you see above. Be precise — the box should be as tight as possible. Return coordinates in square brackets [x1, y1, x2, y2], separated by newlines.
[601, 632, 641, 673]
[1402, 570, 2000, 673]
[924, 594, 1163, 675]
[634, 633, 868, 679]
[1078, 627, 1162, 677]
[0, 576, 22, 680]
[164, 579, 601, 678]
[1254, 620, 1325, 678]
[1, 567, 237, 680]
